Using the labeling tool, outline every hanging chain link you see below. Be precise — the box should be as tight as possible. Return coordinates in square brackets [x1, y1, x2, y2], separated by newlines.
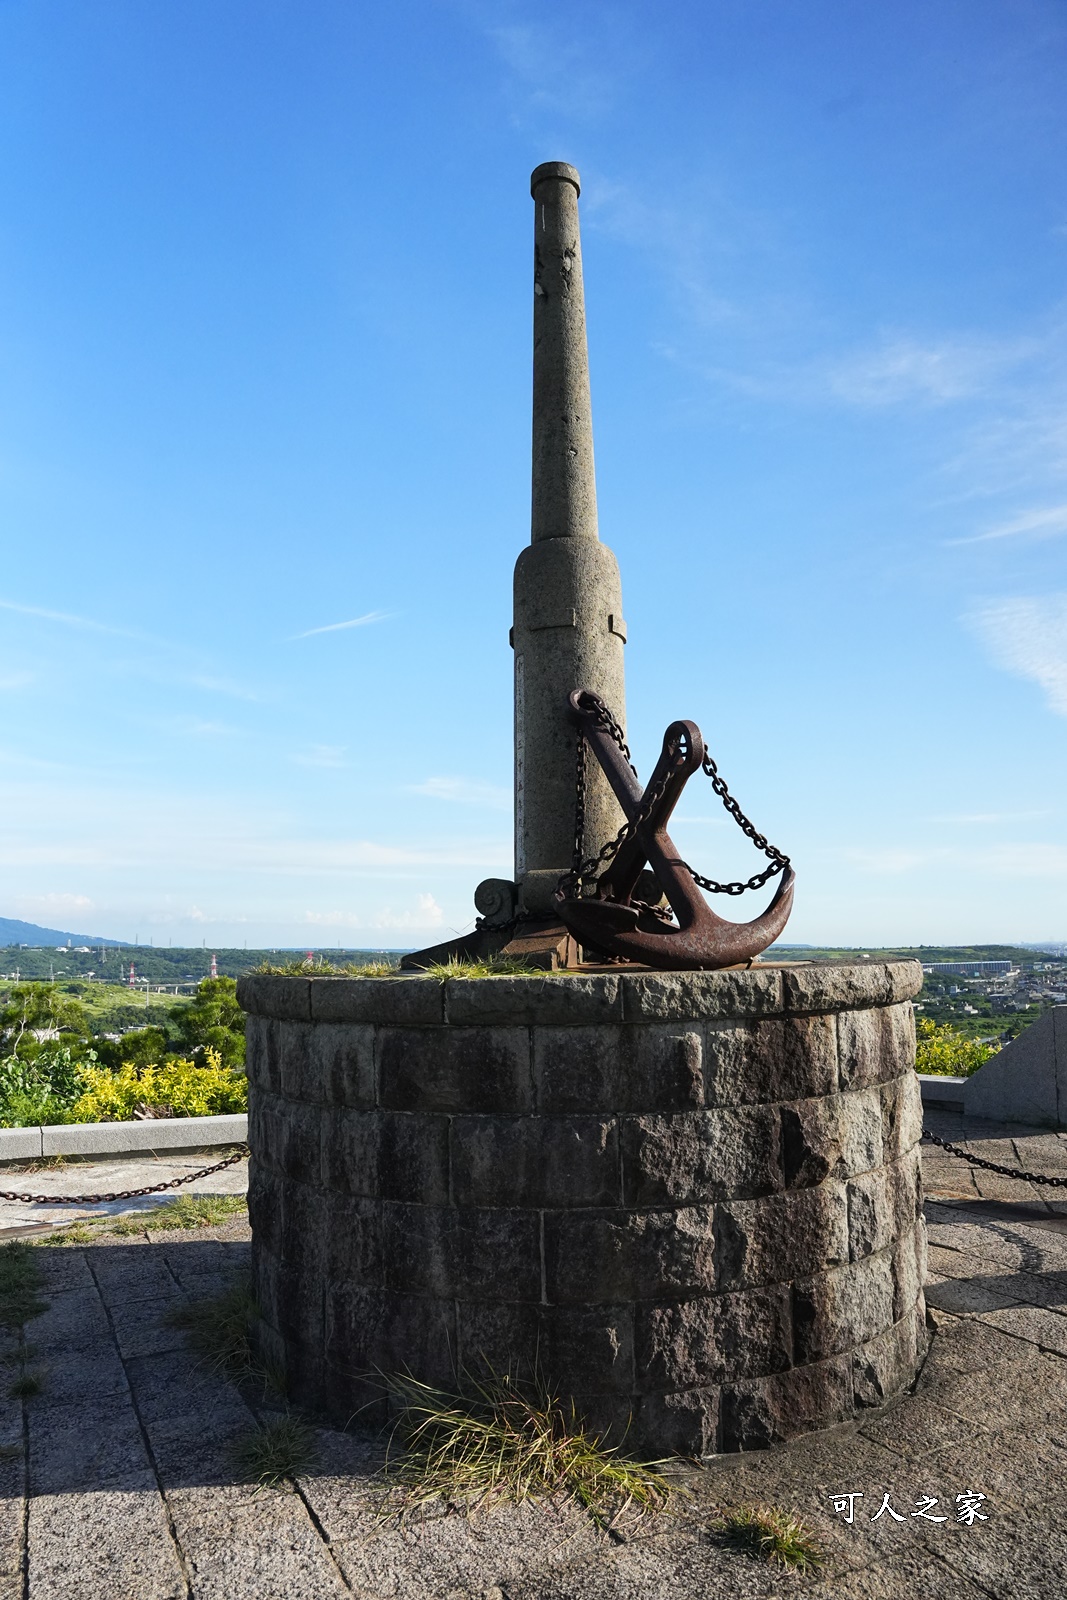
[558, 692, 790, 903]
[922, 1128, 1067, 1188]
[0, 1144, 249, 1207]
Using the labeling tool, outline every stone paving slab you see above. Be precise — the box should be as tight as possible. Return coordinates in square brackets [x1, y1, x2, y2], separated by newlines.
[0, 1112, 1064, 1596]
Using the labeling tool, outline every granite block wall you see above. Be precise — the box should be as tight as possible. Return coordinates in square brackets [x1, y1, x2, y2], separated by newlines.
[238, 960, 926, 1455]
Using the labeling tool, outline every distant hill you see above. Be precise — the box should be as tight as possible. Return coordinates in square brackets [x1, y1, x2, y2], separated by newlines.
[0, 917, 122, 948]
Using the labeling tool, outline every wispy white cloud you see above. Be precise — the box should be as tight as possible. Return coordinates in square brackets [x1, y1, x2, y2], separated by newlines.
[289, 611, 391, 641]
[0, 672, 33, 691]
[824, 333, 1035, 408]
[949, 503, 1067, 546]
[838, 842, 1067, 877]
[408, 776, 511, 810]
[966, 594, 1067, 717]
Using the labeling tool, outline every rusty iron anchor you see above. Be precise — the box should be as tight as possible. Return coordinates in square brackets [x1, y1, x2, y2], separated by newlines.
[556, 690, 795, 969]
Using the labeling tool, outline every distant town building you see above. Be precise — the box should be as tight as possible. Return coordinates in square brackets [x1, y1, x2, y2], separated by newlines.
[922, 961, 1013, 978]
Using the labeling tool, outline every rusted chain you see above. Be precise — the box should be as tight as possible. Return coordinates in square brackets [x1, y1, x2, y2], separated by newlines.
[0, 1144, 249, 1206]
[922, 1128, 1067, 1188]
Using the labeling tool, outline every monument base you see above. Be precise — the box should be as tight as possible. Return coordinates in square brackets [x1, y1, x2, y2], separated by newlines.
[238, 959, 927, 1455]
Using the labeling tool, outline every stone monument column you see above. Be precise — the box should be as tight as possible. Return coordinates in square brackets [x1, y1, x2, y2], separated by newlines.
[514, 162, 627, 916]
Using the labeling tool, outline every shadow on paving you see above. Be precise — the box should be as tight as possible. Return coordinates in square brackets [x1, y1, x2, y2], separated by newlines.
[0, 1162, 1064, 1597]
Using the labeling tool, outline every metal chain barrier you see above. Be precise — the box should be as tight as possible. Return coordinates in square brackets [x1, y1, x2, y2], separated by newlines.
[559, 692, 790, 903]
[922, 1127, 1067, 1188]
[0, 1144, 249, 1206]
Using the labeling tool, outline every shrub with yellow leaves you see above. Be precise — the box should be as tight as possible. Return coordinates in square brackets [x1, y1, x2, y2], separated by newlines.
[70, 1047, 247, 1123]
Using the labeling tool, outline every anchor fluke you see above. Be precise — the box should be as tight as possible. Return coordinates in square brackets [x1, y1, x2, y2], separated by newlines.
[556, 690, 795, 970]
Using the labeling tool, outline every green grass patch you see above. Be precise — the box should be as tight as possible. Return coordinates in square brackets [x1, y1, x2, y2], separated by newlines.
[36, 1191, 248, 1247]
[708, 1503, 823, 1570]
[0, 1244, 48, 1329]
[146, 1193, 247, 1231]
[422, 956, 551, 980]
[165, 1274, 259, 1378]
[231, 1414, 316, 1487]
[382, 1370, 671, 1528]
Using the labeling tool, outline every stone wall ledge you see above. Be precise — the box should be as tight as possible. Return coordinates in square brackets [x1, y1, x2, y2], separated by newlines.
[238, 959, 922, 1026]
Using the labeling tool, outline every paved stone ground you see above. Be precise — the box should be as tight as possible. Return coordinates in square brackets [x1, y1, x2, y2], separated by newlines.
[0, 1109, 1065, 1598]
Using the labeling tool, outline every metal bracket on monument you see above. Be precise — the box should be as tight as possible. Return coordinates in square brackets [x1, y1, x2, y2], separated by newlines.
[556, 691, 795, 970]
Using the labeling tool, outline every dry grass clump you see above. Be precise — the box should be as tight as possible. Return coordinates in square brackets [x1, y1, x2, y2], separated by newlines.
[382, 1370, 671, 1529]
[708, 1502, 823, 1570]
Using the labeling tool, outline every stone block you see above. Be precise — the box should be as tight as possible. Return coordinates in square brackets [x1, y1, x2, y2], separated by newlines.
[276, 1022, 314, 1101]
[310, 976, 443, 1026]
[543, 1206, 716, 1303]
[621, 967, 784, 1022]
[451, 1115, 620, 1208]
[243, 1015, 277, 1092]
[713, 1182, 849, 1290]
[850, 1310, 920, 1408]
[781, 1087, 883, 1189]
[248, 1089, 322, 1186]
[382, 1203, 542, 1301]
[323, 1192, 383, 1288]
[634, 1285, 791, 1389]
[445, 973, 623, 1027]
[321, 1109, 449, 1204]
[632, 1387, 719, 1457]
[379, 1027, 533, 1113]
[306, 1023, 376, 1108]
[620, 1105, 781, 1205]
[246, 1159, 283, 1258]
[963, 1006, 1067, 1128]
[792, 1250, 895, 1363]
[325, 1284, 457, 1389]
[237, 974, 311, 1021]
[886, 960, 924, 1004]
[892, 1217, 927, 1323]
[256, 1251, 324, 1356]
[322, 1364, 389, 1430]
[783, 962, 893, 1014]
[846, 1168, 894, 1261]
[534, 1024, 703, 1113]
[837, 1003, 914, 1092]
[456, 1301, 635, 1394]
[720, 1350, 853, 1449]
[278, 1179, 329, 1279]
[704, 1016, 838, 1107]
[887, 1147, 923, 1238]
[879, 1071, 924, 1163]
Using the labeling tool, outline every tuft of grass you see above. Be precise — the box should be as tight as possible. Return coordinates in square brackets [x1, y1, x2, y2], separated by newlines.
[708, 1503, 823, 1571]
[8, 1369, 42, 1399]
[0, 1244, 48, 1329]
[382, 1370, 671, 1529]
[166, 1274, 260, 1380]
[231, 1414, 316, 1487]
[422, 956, 551, 980]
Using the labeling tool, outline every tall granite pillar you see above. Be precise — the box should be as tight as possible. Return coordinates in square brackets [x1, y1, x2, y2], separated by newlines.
[513, 162, 627, 916]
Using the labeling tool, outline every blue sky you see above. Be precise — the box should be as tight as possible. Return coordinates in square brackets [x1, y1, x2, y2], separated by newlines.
[1, 0, 1065, 949]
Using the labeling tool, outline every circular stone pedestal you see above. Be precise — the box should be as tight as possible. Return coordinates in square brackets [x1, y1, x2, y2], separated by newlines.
[237, 960, 927, 1456]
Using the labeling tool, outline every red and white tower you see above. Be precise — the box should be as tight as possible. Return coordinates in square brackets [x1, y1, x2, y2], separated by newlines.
[210, 953, 218, 979]
[128, 962, 136, 988]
